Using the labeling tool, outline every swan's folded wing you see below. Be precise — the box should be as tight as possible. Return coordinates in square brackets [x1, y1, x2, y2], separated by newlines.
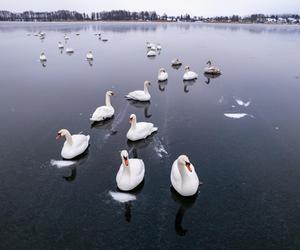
[127, 90, 145, 100]
[171, 161, 181, 185]
[136, 122, 156, 137]
[91, 106, 113, 119]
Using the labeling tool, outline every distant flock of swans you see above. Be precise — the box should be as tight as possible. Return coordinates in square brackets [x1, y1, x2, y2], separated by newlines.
[37, 32, 222, 197]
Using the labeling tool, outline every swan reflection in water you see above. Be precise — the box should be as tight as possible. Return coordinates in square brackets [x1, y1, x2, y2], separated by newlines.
[183, 79, 197, 93]
[171, 65, 182, 70]
[171, 187, 198, 236]
[40, 61, 47, 68]
[127, 133, 154, 158]
[87, 59, 93, 67]
[204, 73, 221, 85]
[158, 80, 168, 92]
[91, 118, 117, 135]
[128, 100, 152, 118]
[62, 150, 89, 182]
[59, 48, 64, 54]
[118, 180, 145, 223]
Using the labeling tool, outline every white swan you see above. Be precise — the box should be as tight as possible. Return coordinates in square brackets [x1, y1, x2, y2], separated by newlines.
[158, 68, 168, 82]
[39, 52, 47, 61]
[125, 81, 151, 102]
[183, 66, 198, 81]
[86, 51, 93, 60]
[171, 59, 182, 66]
[147, 49, 157, 57]
[58, 42, 64, 49]
[116, 150, 145, 191]
[64, 34, 69, 40]
[126, 114, 158, 141]
[171, 155, 199, 196]
[66, 48, 74, 53]
[156, 43, 162, 50]
[56, 129, 90, 159]
[146, 42, 155, 49]
[204, 60, 221, 75]
[90, 91, 115, 122]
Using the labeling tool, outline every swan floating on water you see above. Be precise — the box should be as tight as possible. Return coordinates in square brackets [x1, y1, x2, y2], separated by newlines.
[126, 81, 151, 102]
[39, 52, 47, 61]
[183, 66, 198, 81]
[58, 42, 64, 49]
[147, 49, 157, 57]
[158, 68, 168, 82]
[116, 150, 145, 191]
[146, 42, 156, 49]
[56, 129, 90, 159]
[171, 155, 200, 196]
[204, 61, 221, 75]
[172, 59, 182, 66]
[64, 34, 69, 40]
[156, 43, 162, 50]
[86, 51, 93, 60]
[66, 48, 74, 53]
[126, 114, 158, 141]
[90, 91, 115, 122]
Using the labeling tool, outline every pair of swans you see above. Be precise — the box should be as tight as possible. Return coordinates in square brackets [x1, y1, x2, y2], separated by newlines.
[116, 152, 200, 197]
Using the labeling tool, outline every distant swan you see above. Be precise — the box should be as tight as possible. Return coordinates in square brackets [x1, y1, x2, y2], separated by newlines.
[56, 129, 90, 159]
[172, 59, 182, 66]
[58, 42, 64, 49]
[204, 60, 221, 75]
[90, 91, 115, 122]
[116, 150, 145, 191]
[126, 81, 151, 102]
[64, 34, 69, 40]
[86, 51, 93, 60]
[147, 49, 157, 57]
[156, 43, 162, 50]
[183, 66, 198, 81]
[158, 68, 168, 82]
[171, 155, 200, 196]
[39, 52, 47, 61]
[66, 48, 74, 53]
[126, 114, 158, 141]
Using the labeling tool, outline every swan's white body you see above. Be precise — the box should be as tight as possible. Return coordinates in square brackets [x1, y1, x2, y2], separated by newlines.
[204, 65, 221, 75]
[58, 42, 64, 49]
[127, 114, 158, 141]
[158, 68, 168, 81]
[39, 53, 47, 61]
[66, 48, 74, 53]
[57, 129, 90, 159]
[64, 35, 69, 40]
[147, 50, 157, 57]
[146, 42, 155, 49]
[116, 150, 145, 191]
[172, 59, 182, 66]
[90, 91, 115, 122]
[183, 66, 198, 80]
[126, 81, 151, 102]
[171, 155, 199, 196]
[86, 51, 93, 60]
[156, 44, 162, 50]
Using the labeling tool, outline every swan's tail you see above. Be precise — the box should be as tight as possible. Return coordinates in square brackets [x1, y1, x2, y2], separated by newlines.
[152, 127, 158, 133]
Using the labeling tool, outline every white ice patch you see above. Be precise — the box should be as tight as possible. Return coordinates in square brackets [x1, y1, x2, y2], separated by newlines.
[109, 191, 136, 203]
[153, 137, 168, 158]
[50, 159, 76, 168]
[235, 99, 251, 107]
[224, 113, 248, 119]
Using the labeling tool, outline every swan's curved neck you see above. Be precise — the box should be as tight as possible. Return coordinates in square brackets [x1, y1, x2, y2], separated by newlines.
[178, 163, 190, 184]
[130, 119, 137, 129]
[105, 94, 112, 107]
[122, 163, 131, 175]
[144, 84, 149, 94]
[64, 131, 73, 145]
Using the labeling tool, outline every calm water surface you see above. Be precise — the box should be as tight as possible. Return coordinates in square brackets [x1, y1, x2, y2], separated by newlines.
[0, 22, 299, 250]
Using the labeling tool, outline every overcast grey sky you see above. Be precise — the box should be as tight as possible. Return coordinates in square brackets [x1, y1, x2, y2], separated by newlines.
[1, 0, 299, 16]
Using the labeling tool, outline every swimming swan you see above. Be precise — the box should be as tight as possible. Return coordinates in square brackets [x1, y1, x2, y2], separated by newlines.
[183, 66, 198, 81]
[158, 68, 168, 82]
[39, 52, 47, 61]
[126, 81, 151, 102]
[56, 129, 90, 159]
[126, 114, 158, 141]
[90, 91, 115, 122]
[204, 60, 221, 75]
[171, 155, 200, 196]
[116, 150, 145, 191]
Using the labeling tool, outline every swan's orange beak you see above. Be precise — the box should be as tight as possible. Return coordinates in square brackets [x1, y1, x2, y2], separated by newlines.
[186, 162, 192, 172]
[124, 157, 129, 166]
[129, 117, 132, 123]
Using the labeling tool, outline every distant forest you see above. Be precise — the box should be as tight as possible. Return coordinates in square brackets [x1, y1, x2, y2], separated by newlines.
[0, 10, 299, 24]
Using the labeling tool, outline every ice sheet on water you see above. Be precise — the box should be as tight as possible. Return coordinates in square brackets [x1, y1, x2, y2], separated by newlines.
[224, 113, 248, 119]
[50, 159, 76, 168]
[109, 191, 136, 203]
[153, 137, 168, 158]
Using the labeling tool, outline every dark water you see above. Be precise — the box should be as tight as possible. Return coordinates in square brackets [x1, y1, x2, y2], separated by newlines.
[0, 22, 299, 250]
